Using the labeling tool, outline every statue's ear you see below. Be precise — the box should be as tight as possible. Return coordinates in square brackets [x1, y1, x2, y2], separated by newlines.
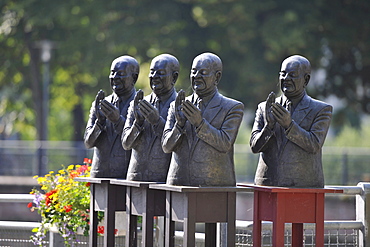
[132, 73, 138, 84]
[304, 74, 310, 87]
[172, 71, 179, 85]
[215, 71, 222, 85]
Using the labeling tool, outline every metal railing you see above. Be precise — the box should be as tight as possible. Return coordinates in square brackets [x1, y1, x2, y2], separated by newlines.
[1, 141, 370, 186]
[2, 183, 370, 246]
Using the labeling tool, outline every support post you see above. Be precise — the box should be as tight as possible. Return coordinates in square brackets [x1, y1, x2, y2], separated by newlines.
[356, 182, 370, 247]
[49, 232, 64, 247]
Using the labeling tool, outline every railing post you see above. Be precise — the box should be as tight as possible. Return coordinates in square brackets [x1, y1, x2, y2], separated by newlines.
[217, 222, 227, 247]
[356, 182, 370, 247]
[49, 232, 64, 247]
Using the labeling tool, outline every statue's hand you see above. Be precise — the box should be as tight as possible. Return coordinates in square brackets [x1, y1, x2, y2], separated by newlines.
[100, 100, 120, 123]
[139, 99, 160, 125]
[181, 100, 203, 128]
[95, 90, 106, 124]
[175, 90, 187, 127]
[271, 102, 292, 129]
[265, 92, 276, 129]
[134, 90, 145, 126]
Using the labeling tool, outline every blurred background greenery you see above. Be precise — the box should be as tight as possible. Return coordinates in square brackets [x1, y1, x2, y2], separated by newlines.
[0, 0, 370, 184]
[1, 0, 369, 141]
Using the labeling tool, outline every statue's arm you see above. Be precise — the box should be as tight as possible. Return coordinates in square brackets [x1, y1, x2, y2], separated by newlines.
[250, 102, 275, 153]
[162, 102, 184, 153]
[84, 101, 104, 149]
[286, 105, 333, 154]
[196, 102, 244, 153]
[121, 102, 142, 150]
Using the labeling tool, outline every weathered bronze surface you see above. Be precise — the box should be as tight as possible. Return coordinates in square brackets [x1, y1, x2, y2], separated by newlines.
[122, 54, 179, 182]
[84, 55, 139, 178]
[162, 52, 244, 186]
[250, 55, 332, 187]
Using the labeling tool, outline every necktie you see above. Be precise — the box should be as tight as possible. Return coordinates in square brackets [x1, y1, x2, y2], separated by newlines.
[196, 98, 204, 113]
[116, 98, 122, 111]
[154, 98, 160, 112]
[286, 100, 292, 114]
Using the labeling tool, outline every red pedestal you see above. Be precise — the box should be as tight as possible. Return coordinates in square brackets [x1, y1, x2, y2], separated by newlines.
[237, 184, 343, 247]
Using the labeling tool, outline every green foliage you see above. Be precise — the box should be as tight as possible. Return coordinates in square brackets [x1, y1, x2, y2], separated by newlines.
[0, 0, 369, 140]
[325, 122, 370, 148]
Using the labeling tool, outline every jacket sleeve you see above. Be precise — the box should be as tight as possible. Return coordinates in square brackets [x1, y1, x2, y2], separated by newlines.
[250, 101, 275, 153]
[121, 101, 142, 150]
[161, 102, 185, 153]
[84, 100, 105, 149]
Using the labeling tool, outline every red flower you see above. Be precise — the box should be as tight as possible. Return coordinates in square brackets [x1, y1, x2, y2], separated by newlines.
[85, 182, 91, 187]
[96, 226, 118, 235]
[45, 189, 57, 206]
[64, 205, 73, 213]
[27, 202, 33, 208]
[45, 189, 57, 197]
[97, 226, 104, 234]
[84, 158, 92, 164]
[76, 165, 89, 174]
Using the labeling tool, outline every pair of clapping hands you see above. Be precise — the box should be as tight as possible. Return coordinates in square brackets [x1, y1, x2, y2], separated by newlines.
[175, 90, 203, 128]
[265, 92, 292, 130]
[95, 89, 160, 126]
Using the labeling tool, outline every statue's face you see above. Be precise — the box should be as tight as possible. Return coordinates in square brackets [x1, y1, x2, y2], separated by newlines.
[279, 60, 306, 98]
[190, 57, 218, 97]
[109, 60, 136, 96]
[149, 59, 175, 96]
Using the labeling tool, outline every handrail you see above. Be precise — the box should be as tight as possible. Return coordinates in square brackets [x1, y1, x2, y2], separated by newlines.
[0, 221, 40, 230]
[0, 194, 34, 203]
[236, 220, 363, 230]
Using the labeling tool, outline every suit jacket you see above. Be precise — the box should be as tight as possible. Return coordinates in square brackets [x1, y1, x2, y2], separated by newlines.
[250, 93, 332, 187]
[162, 91, 244, 187]
[122, 91, 177, 182]
[84, 91, 136, 178]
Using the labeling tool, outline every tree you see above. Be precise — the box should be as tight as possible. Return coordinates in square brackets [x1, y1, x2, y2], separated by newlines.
[0, 0, 369, 141]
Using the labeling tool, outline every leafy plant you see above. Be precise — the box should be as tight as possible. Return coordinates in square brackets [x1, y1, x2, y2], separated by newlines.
[28, 158, 98, 246]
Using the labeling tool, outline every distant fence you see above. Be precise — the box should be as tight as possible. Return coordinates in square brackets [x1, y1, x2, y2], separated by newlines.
[0, 141, 370, 185]
[0, 140, 91, 176]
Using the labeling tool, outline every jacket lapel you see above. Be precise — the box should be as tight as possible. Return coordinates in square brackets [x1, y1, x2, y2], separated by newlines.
[110, 91, 136, 149]
[188, 93, 222, 157]
[202, 92, 222, 123]
[291, 94, 312, 125]
[277, 94, 312, 156]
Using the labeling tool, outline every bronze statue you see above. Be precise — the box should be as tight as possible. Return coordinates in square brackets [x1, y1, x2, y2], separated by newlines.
[250, 55, 332, 188]
[84, 55, 139, 178]
[122, 54, 179, 182]
[162, 52, 244, 187]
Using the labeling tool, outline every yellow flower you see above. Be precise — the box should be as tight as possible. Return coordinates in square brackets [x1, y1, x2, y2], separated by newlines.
[58, 170, 65, 175]
[67, 165, 74, 170]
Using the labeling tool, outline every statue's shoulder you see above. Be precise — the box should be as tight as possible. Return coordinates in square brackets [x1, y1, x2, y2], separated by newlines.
[219, 93, 244, 110]
[308, 95, 332, 109]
